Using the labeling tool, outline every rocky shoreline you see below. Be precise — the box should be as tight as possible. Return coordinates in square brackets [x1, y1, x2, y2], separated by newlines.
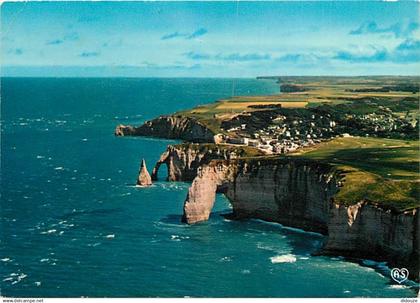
[145, 139, 419, 281]
[180, 155, 419, 280]
[114, 116, 419, 281]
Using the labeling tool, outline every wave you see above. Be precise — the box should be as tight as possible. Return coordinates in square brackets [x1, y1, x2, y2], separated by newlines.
[256, 242, 289, 255]
[40, 229, 57, 234]
[88, 242, 102, 247]
[361, 259, 387, 267]
[359, 259, 420, 288]
[280, 225, 323, 237]
[4, 273, 28, 285]
[388, 284, 408, 289]
[155, 215, 187, 229]
[155, 182, 190, 191]
[270, 254, 297, 264]
[170, 235, 181, 241]
[170, 234, 190, 241]
[125, 184, 157, 189]
[360, 259, 389, 276]
[251, 219, 324, 238]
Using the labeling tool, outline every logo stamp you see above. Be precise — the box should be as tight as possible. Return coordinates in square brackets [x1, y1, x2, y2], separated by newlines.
[391, 268, 409, 284]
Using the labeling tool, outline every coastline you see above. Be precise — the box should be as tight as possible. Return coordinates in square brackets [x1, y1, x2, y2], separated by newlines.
[114, 76, 420, 283]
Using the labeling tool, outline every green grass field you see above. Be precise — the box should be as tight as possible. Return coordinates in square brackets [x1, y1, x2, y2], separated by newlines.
[175, 76, 419, 134]
[292, 137, 419, 211]
[296, 137, 418, 180]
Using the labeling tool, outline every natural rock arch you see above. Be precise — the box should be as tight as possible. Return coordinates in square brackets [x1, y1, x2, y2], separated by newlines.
[182, 159, 338, 233]
[182, 164, 231, 223]
[151, 158, 168, 181]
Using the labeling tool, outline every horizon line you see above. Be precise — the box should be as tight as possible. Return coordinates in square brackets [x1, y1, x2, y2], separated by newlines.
[2, 75, 420, 78]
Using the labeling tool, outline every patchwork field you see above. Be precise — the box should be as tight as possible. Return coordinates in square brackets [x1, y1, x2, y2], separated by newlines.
[176, 76, 419, 134]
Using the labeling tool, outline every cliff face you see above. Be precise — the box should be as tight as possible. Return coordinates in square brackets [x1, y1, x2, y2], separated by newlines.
[151, 143, 263, 182]
[182, 157, 419, 280]
[323, 203, 419, 277]
[115, 115, 215, 143]
[183, 159, 337, 233]
[224, 161, 337, 234]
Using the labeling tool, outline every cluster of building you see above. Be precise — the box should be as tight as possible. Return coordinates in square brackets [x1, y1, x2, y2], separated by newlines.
[220, 108, 417, 154]
[223, 113, 338, 154]
[351, 112, 417, 135]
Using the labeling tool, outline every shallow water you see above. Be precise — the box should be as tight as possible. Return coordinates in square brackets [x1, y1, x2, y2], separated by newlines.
[0, 77, 417, 297]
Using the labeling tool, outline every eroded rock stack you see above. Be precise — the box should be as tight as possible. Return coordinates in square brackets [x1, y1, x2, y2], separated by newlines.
[137, 159, 152, 187]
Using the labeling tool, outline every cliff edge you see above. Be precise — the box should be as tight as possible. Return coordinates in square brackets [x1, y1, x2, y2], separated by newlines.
[182, 156, 419, 281]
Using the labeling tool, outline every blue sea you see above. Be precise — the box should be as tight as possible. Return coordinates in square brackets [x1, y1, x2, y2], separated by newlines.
[0, 77, 417, 297]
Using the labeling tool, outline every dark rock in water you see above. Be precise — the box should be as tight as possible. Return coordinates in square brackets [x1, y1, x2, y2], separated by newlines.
[137, 159, 152, 187]
[115, 124, 137, 136]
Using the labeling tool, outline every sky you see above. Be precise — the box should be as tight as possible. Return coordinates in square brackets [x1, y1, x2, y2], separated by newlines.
[1, 1, 420, 77]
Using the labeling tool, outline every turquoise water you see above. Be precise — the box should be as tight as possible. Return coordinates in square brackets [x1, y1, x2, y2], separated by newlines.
[0, 77, 417, 297]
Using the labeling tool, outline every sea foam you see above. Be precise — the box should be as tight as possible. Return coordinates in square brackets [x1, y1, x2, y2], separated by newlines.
[270, 254, 297, 263]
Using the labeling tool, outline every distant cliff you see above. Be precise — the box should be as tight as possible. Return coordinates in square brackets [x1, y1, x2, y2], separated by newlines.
[182, 157, 419, 281]
[115, 115, 216, 143]
[280, 84, 310, 93]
